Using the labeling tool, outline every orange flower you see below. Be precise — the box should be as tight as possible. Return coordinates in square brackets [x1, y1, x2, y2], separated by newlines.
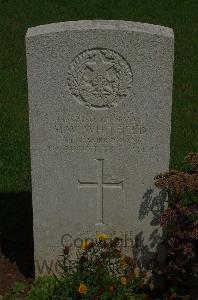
[78, 282, 87, 295]
[108, 285, 114, 295]
[183, 243, 193, 255]
[81, 239, 90, 250]
[191, 227, 198, 239]
[120, 257, 127, 268]
[120, 276, 127, 285]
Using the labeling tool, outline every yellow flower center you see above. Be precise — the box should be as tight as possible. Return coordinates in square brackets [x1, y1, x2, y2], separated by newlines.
[120, 276, 127, 285]
[120, 258, 127, 268]
[78, 282, 87, 295]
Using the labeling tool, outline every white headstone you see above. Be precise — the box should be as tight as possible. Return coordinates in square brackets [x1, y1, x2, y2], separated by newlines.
[26, 20, 174, 275]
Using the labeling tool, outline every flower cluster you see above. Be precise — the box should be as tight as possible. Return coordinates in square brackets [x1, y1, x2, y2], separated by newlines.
[154, 153, 198, 293]
[56, 234, 146, 299]
[154, 170, 198, 199]
[185, 152, 198, 171]
[159, 208, 177, 226]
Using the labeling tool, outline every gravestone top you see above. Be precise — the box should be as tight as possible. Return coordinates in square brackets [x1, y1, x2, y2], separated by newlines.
[26, 20, 174, 275]
[26, 20, 173, 38]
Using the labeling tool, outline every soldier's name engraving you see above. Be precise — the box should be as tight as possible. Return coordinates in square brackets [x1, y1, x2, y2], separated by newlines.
[52, 113, 147, 152]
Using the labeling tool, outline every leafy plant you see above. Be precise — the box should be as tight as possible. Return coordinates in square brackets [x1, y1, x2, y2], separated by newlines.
[53, 234, 146, 299]
[2, 281, 27, 300]
[153, 152, 198, 294]
[26, 276, 58, 300]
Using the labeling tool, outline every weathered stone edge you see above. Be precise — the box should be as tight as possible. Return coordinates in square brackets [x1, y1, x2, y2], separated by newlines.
[26, 20, 174, 39]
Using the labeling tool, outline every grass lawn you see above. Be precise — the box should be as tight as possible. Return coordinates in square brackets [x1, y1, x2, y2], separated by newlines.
[0, 1, 197, 244]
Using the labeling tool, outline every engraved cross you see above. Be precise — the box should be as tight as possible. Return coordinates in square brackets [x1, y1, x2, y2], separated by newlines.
[78, 159, 124, 225]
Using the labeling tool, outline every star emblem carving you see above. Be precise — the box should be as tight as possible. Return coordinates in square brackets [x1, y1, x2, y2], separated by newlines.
[68, 48, 133, 109]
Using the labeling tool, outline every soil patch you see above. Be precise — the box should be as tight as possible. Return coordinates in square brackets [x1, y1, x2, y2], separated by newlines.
[0, 254, 32, 297]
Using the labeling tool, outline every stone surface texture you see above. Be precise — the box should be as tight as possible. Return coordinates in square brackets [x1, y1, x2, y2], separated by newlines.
[26, 20, 174, 275]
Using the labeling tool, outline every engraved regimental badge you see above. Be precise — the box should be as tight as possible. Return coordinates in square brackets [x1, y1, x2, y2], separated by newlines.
[68, 48, 133, 109]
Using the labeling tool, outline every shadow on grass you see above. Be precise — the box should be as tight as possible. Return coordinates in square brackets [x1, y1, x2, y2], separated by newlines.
[0, 192, 34, 278]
